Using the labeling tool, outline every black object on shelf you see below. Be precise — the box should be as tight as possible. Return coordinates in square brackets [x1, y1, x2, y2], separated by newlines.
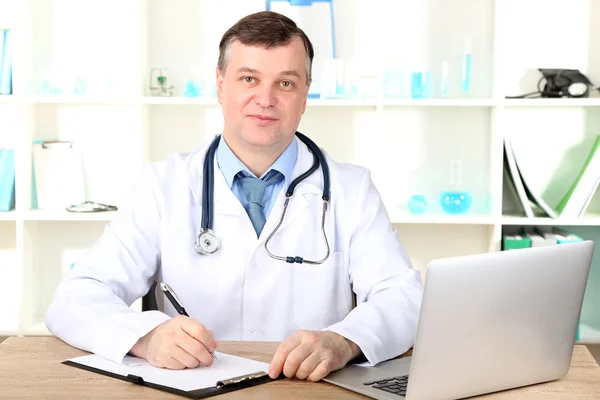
[506, 68, 598, 99]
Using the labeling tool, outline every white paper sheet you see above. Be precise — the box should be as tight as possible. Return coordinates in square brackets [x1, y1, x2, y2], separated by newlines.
[66, 352, 270, 392]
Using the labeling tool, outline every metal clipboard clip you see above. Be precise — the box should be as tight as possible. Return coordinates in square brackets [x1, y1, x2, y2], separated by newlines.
[216, 371, 268, 389]
[41, 140, 73, 149]
[66, 201, 118, 213]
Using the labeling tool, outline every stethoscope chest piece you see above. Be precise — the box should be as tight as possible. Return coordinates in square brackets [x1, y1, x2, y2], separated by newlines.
[195, 228, 220, 255]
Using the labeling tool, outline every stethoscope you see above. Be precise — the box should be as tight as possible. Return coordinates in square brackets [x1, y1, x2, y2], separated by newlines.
[194, 131, 331, 265]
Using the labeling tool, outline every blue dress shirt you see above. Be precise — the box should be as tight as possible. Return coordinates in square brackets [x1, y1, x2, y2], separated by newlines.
[216, 135, 298, 220]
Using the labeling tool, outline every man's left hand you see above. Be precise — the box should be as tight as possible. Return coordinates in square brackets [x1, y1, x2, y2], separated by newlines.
[268, 330, 362, 381]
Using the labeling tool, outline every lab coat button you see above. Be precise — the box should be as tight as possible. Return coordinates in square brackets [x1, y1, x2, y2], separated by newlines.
[249, 328, 256, 333]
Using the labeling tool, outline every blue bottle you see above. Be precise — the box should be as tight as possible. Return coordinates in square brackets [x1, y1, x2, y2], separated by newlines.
[408, 194, 427, 215]
[462, 39, 472, 95]
[184, 81, 201, 97]
[410, 66, 431, 100]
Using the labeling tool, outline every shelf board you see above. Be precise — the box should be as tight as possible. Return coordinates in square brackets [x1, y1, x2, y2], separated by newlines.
[0, 328, 18, 336]
[391, 213, 497, 225]
[55, 96, 502, 108]
[23, 321, 50, 336]
[24, 95, 140, 105]
[308, 98, 378, 107]
[502, 213, 600, 226]
[143, 96, 219, 105]
[23, 209, 116, 222]
[143, 97, 381, 107]
[0, 95, 14, 103]
[0, 211, 17, 221]
[383, 98, 498, 107]
[504, 98, 600, 107]
[577, 322, 600, 344]
[9, 96, 539, 108]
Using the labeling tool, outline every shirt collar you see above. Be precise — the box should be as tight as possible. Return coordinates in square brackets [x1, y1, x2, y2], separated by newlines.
[216, 135, 298, 188]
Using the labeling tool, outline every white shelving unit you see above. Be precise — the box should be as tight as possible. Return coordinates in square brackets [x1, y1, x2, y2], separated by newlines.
[0, 0, 599, 342]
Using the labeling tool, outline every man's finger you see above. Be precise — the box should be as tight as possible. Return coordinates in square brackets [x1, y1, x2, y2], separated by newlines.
[171, 344, 201, 369]
[307, 360, 330, 382]
[177, 332, 213, 367]
[269, 333, 302, 379]
[294, 351, 322, 380]
[180, 318, 215, 352]
[164, 356, 187, 370]
[282, 343, 314, 378]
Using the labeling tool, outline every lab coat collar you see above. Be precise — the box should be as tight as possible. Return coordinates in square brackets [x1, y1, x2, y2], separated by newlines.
[188, 135, 324, 229]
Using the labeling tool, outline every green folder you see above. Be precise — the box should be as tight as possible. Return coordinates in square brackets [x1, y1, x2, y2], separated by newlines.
[556, 134, 600, 214]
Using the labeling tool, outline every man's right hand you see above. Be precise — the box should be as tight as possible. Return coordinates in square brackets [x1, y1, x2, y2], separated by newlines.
[129, 315, 218, 369]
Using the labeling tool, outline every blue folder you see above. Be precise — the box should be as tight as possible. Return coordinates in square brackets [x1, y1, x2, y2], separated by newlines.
[0, 148, 16, 212]
[0, 29, 12, 95]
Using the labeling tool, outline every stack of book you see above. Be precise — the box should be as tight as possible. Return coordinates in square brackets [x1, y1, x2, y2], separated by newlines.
[0, 29, 12, 95]
[502, 228, 583, 250]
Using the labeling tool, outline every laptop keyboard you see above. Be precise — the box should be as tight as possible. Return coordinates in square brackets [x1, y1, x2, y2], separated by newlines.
[363, 375, 409, 397]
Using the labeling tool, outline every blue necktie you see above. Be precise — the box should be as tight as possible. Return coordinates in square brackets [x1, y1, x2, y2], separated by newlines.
[237, 169, 284, 236]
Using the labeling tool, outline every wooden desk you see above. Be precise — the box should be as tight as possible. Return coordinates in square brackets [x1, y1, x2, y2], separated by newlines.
[1, 337, 600, 399]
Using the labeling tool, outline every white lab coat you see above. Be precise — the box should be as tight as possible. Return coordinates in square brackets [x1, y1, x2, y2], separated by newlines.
[45, 136, 423, 366]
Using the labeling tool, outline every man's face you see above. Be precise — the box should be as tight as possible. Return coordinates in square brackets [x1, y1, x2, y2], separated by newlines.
[216, 37, 310, 151]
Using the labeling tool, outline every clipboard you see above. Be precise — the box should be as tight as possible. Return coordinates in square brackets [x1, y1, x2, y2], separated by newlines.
[32, 140, 86, 209]
[62, 352, 280, 399]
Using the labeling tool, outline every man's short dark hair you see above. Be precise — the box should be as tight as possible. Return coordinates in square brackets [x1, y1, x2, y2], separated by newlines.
[218, 11, 314, 84]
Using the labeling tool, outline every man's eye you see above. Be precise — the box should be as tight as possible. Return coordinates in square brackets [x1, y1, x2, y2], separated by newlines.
[281, 81, 293, 88]
[243, 77, 255, 83]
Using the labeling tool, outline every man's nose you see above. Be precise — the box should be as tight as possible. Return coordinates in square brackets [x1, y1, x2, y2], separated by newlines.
[255, 85, 276, 108]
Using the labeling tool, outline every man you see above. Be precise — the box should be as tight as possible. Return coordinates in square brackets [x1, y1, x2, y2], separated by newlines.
[45, 11, 423, 382]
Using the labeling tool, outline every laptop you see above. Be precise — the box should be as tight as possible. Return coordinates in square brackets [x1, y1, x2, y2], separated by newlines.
[324, 240, 594, 399]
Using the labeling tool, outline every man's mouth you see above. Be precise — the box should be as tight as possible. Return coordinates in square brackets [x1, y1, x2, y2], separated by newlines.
[248, 115, 278, 125]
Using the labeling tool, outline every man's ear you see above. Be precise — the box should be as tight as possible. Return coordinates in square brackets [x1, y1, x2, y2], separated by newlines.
[216, 67, 224, 104]
[301, 80, 312, 114]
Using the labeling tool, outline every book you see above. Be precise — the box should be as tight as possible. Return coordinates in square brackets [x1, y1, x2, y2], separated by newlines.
[556, 134, 600, 218]
[502, 232, 531, 250]
[0, 29, 11, 95]
[504, 135, 559, 219]
[0, 148, 15, 211]
[503, 136, 534, 218]
[0, 30, 5, 91]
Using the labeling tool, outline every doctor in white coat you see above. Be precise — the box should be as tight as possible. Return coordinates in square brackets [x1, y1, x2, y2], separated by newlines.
[45, 11, 423, 382]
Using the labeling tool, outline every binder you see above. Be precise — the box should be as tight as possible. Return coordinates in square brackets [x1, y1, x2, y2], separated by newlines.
[62, 352, 280, 399]
[502, 232, 531, 250]
[556, 134, 600, 218]
[551, 228, 583, 244]
[529, 229, 557, 247]
[32, 140, 86, 209]
[0, 30, 5, 91]
[0, 29, 11, 95]
[267, 0, 336, 98]
[0, 148, 15, 212]
[503, 136, 534, 218]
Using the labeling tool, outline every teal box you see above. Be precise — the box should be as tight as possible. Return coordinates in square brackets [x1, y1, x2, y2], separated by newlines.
[0, 148, 15, 212]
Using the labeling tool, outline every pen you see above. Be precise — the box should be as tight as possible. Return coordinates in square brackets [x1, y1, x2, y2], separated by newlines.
[159, 282, 217, 359]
